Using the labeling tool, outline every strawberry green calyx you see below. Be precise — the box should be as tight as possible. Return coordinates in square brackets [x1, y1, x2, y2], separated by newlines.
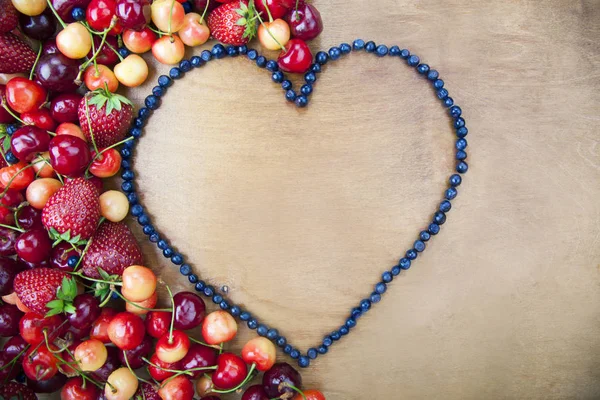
[235, 0, 258, 41]
[87, 88, 134, 117]
[46, 277, 78, 317]
[48, 227, 88, 247]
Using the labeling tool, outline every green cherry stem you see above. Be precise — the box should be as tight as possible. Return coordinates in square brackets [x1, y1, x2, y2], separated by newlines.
[72, 236, 93, 272]
[187, 336, 221, 351]
[263, 0, 274, 22]
[68, 272, 123, 286]
[0, 223, 24, 232]
[166, 284, 176, 343]
[45, 0, 67, 28]
[211, 363, 257, 394]
[200, 0, 210, 21]
[168, 0, 176, 35]
[146, 25, 167, 37]
[104, 40, 124, 61]
[29, 42, 43, 80]
[77, 20, 115, 82]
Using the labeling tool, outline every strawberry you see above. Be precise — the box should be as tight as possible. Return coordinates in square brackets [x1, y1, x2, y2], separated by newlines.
[0, 33, 36, 74]
[77, 88, 134, 148]
[0, 0, 18, 33]
[135, 382, 161, 400]
[42, 177, 101, 242]
[13, 268, 69, 315]
[81, 221, 143, 279]
[207, 0, 257, 46]
[0, 382, 37, 400]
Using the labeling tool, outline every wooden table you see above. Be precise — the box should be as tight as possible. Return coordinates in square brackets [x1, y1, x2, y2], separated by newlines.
[122, 1, 600, 398]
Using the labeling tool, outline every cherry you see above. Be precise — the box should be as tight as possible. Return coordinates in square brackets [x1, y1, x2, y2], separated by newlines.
[262, 362, 302, 398]
[255, 0, 289, 19]
[61, 376, 99, 400]
[147, 353, 181, 381]
[21, 108, 57, 131]
[22, 344, 59, 381]
[0, 303, 22, 337]
[193, 0, 218, 14]
[105, 367, 139, 400]
[155, 330, 190, 363]
[173, 291, 206, 330]
[202, 310, 237, 345]
[90, 307, 118, 343]
[10, 126, 51, 162]
[195, 374, 214, 397]
[0, 351, 20, 381]
[50, 242, 81, 270]
[145, 310, 171, 339]
[107, 311, 146, 350]
[294, 389, 326, 400]
[5, 78, 47, 114]
[0, 85, 14, 124]
[26, 372, 67, 393]
[0, 257, 25, 296]
[121, 265, 156, 302]
[58, 340, 81, 377]
[285, 2, 322, 40]
[92, 345, 121, 381]
[242, 385, 269, 400]
[158, 375, 195, 400]
[50, 93, 82, 124]
[88, 35, 121, 66]
[19, 9, 57, 41]
[241, 337, 276, 371]
[116, 0, 151, 30]
[19, 312, 65, 345]
[48, 134, 92, 177]
[68, 293, 101, 329]
[86, 0, 122, 35]
[64, 323, 91, 340]
[15, 229, 52, 264]
[0, 161, 35, 191]
[35, 53, 80, 93]
[3, 335, 28, 359]
[41, 39, 59, 56]
[16, 206, 42, 230]
[74, 338, 108, 371]
[180, 343, 217, 379]
[0, 226, 19, 256]
[118, 334, 152, 369]
[277, 38, 313, 73]
[52, 0, 93, 23]
[212, 352, 248, 390]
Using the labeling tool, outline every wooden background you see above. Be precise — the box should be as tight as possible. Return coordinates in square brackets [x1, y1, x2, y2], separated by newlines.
[123, 0, 600, 398]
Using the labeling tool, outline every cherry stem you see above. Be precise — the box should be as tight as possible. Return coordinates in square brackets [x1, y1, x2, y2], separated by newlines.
[69, 272, 123, 286]
[187, 336, 221, 351]
[29, 42, 43, 81]
[200, 0, 210, 21]
[263, 0, 273, 22]
[256, 12, 285, 50]
[166, 284, 176, 343]
[83, 96, 100, 155]
[146, 25, 166, 37]
[0, 223, 24, 232]
[45, 0, 67, 28]
[72, 236, 92, 272]
[142, 357, 216, 376]
[211, 363, 257, 394]
[294, 0, 300, 19]
[78, 19, 116, 80]
[168, 0, 176, 35]
[84, 136, 134, 177]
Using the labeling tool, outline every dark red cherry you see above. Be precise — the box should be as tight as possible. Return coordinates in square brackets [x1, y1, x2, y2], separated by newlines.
[10, 126, 51, 162]
[48, 134, 91, 176]
[21, 108, 57, 131]
[27, 372, 67, 393]
[180, 343, 217, 379]
[68, 293, 101, 329]
[64, 323, 91, 341]
[285, 2, 322, 40]
[173, 291, 206, 330]
[2, 335, 28, 359]
[19, 258, 51, 269]
[262, 362, 302, 398]
[0, 303, 23, 337]
[255, 0, 289, 19]
[115, 0, 151, 30]
[50, 242, 81, 271]
[19, 9, 57, 41]
[15, 229, 52, 264]
[41, 39, 59, 56]
[277, 38, 312, 74]
[193, 0, 218, 14]
[52, 0, 93, 22]
[35, 53, 80, 93]
[0, 226, 19, 256]
[242, 385, 269, 400]
[62, 376, 100, 400]
[145, 311, 171, 339]
[87, 36, 120, 67]
[50, 93, 83, 124]
[118, 335, 153, 369]
[92, 345, 121, 381]
[0, 351, 20, 381]
[0, 257, 25, 296]
[212, 352, 248, 390]
[17, 206, 42, 230]
[0, 85, 14, 124]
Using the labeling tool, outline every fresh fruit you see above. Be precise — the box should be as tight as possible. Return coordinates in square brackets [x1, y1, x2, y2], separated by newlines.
[89, 148, 121, 178]
[20, 9, 57, 40]
[115, 0, 151, 30]
[258, 18, 290, 50]
[21, 108, 57, 131]
[118, 334, 152, 368]
[68, 293, 101, 329]
[122, 27, 157, 53]
[0, 382, 37, 400]
[178, 12, 210, 47]
[11, 0, 47, 16]
[212, 352, 248, 390]
[86, 0, 122, 34]
[241, 337, 276, 371]
[78, 89, 134, 147]
[35, 53, 80, 92]
[0, 257, 25, 296]
[5, 77, 47, 114]
[10, 125, 51, 161]
[50, 241, 80, 270]
[107, 311, 146, 350]
[242, 385, 269, 400]
[51, 0, 93, 23]
[0, 226, 18, 256]
[105, 367, 139, 400]
[180, 343, 217, 378]
[136, 382, 161, 400]
[91, 344, 121, 381]
[26, 178, 62, 209]
[202, 310, 238, 345]
[42, 177, 100, 241]
[56, 22, 93, 59]
[1, 0, 19, 32]
[99, 189, 129, 222]
[173, 291, 206, 330]
[155, 330, 190, 363]
[0, 303, 22, 336]
[61, 376, 100, 400]
[89, 35, 120, 66]
[41, 38, 59, 55]
[262, 362, 302, 398]
[0, 351, 20, 381]
[293, 389, 326, 400]
[30, 373, 67, 394]
[13, 268, 68, 314]
[15, 229, 52, 263]
[17, 206, 42, 230]
[83, 64, 119, 92]
[113, 53, 149, 87]
[22, 343, 59, 381]
[0, 84, 14, 123]
[145, 310, 171, 339]
[277, 38, 312, 73]
[158, 375, 195, 400]
[57, 339, 82, 376]
[74, 338, 108, 371]
[151, 35, 185, 65]
[0, 161, 35, 190]
[3, 335, 28, 359]
[56, 122, 87, 141]
[255, 0, 288, 19]
[285, 2, 322, 40]
[50, 93, 83, 123]
[207, 0, 257, 46]
[90, 307, 118, 343]
[121, 265, 156, 302]
[195, 374, 214, 397]
[48, 132, 92, 176]
[81, 221, 142, 278]
[147, 353, 180, 381]
[151, 0, 185, 32]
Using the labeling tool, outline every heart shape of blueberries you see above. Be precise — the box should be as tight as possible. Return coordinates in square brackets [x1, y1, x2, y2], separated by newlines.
[121, 39, 469, 369]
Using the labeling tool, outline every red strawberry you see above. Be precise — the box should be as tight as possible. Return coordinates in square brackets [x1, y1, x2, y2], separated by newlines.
[81, 221, 143, 278]
[42, 177, 101, 241]
[207, 0, 257, 46]
[13, 268, 69, 315]
[0, 0, 18, 33]
[135, 382, 161, 400]
[77, 88, 134, 148]
[0, 382, 37, 400]
[0, 33, 36, 74]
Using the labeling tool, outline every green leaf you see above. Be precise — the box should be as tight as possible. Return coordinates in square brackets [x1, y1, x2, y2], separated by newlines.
[64, 304, 76, 314]
[236, 17, 247, 25]
[98, 268, 110, 281]
[46, 299, 64, 309]
[45, 307, 64, 317]
[60, 230, 71, 241]
[235, 8, 245, 15]
[2, 135, 10, 152]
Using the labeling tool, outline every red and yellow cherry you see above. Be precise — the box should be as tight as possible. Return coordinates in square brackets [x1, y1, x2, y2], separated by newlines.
[10, 125, 51, 161]
[151, 0, 185, 32]
[293, 389, 326, 400]
[83, 64, 119, 92]
[178, 12, 210, 47]
[156, 330, 190, 363]
[105, 367, 139, 400]
[11, 0, 47, 16]
[21, 108, 57, 131]
[113, 54, 149, 87]
[241, 337, 276, 371]
[258, 18, 290, 50]
[195, 374, 214, 397]
[89, 148, 121, 178]
[121, 265, 157, 302]
[22, 344, 59, 381]
[122, 27, 157, 53]
[99, 190, 129, 222]
[147, 353, 181, 381]
[56, 23, 93, 59]
[61, 376, 100, 400]
[115, 0, 151, 30]
[50, 93, 82, 123]
[255, 0, 289, 19]
[285, 2, 322, 40]
[145, 310, 171, 339]
[90, 307, 118, 343]
[202, 310, 238, 345]
[31, 152, 55, 178]
[56, 122, 86, 141]
[126, 291, 157, 315]
[19, 312, 64, 345]
[107, 312, 146, 350]
[5, 77, 46, 114]
[48, 134, 91, 176]
[277, 38, 312, 73]
[158, 375, 195, 400]
[152, 35, 185, 65]
[74, 338, 108, 371]
[25, 178, 62, 209]
[86, 0, 122, 35]
[212, 352, 248, 390]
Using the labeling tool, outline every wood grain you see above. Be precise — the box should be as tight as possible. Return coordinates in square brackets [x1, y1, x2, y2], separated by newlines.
[56, 0, 600, 398]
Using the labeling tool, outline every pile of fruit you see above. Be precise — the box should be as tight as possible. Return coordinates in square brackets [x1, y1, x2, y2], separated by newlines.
[0, 0, 327, 398]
